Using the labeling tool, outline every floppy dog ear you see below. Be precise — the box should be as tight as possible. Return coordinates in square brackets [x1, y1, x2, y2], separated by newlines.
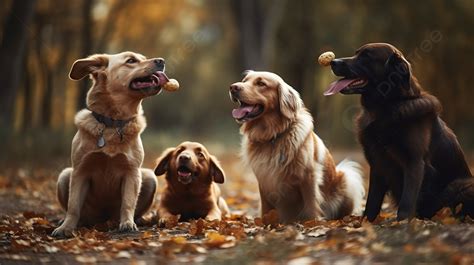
[69, 54, 108, 81]
[209, 155, 225, 184]
[154, 148, 175, 176]
[384, 52, 414, 95]
[279, 82, 303, 119]
[242, 69, 254, 78]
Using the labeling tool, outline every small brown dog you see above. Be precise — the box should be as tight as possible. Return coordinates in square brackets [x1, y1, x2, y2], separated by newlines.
[230, 71, 365, 223]
[154, 141, 229, 223]
[52, 51, 174, 237]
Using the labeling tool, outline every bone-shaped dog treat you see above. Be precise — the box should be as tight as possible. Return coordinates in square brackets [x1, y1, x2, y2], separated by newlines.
[318, 51, 335, 66]
[163, 79, 179, 92]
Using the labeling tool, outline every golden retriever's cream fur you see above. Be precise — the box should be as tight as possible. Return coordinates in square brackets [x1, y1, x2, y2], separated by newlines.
[52, 52, 167, 237]
[230, 71, 365, 222]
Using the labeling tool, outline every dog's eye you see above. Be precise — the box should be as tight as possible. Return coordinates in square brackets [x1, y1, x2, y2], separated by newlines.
[197, 152, 205, 159]
[256, 80, 266, 87]
[126, 58, 138, 64]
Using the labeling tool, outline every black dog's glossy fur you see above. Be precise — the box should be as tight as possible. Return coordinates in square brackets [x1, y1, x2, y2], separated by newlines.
[330, 43, 474, 221]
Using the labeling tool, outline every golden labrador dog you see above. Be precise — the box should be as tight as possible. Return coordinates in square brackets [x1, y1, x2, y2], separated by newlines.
[154, 141, 229, 223]
[52, 52, 173, 237]
[229, 71, 365, 223]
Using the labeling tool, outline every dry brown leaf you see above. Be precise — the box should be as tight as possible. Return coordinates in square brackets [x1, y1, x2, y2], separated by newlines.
[140, 230, 154, 239]
[306, 227, 329, 238]
[217, 220, 246, 239]
[165, 215, 180, 229]
[170, 236, 187, 244]
[262, 209, 280, 227]
[302, 219, 324, 228]
[189, 219, 205, 236]
[111, 241, 133, 251]
[11, 239, 31, 250]
[433, 207, 460, 225]
[22, 211, 45, 219]
[204, 232, 236, 249]
[403, 243, 415, 253]
[180, 243, 208, 254]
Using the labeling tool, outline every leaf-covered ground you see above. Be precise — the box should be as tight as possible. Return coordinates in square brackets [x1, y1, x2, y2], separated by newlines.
[1, 153, 474, 265]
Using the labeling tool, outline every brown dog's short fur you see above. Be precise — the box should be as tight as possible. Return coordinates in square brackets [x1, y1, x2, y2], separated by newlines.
[154, 141, 229, 223]
[329, 43, 474, 220]
[52, 52, 167, 237]
[230, 71, 365, 223]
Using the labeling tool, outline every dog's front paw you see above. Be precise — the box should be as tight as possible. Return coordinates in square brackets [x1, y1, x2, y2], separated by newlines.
[119, 220, 138, 232]
[158, 218, 167, 227]
[205, 212, 222, 221]
[51, 224, 75, 238]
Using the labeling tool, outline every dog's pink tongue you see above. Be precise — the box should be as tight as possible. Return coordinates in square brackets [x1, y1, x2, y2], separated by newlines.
[232, 105, 255, 119]
[153, 71, 170, 86]
[178, 171, 191, 177]
[324, 78, 357, 96]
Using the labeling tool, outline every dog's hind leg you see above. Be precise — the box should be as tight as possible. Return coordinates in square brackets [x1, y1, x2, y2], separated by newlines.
[442, 177, 474, 218]
[57, 168, 72, 211]
[134, 168, 157, 218]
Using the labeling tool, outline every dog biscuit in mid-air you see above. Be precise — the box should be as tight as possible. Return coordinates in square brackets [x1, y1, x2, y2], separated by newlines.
[318, 51, 335, 66]
[163, 79, 179, 92]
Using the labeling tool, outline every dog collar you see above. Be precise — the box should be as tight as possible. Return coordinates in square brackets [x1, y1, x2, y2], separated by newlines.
[269, 122, 298, 165]
[89, 110, 135, 148]
[270, 121, 295, 146]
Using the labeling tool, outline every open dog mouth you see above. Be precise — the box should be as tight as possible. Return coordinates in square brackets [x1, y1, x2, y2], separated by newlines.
[177, 165, 195, 185]
[324, 78, 368, 96]
[231, 97, 264, 122]
[130, 71, 169, 93]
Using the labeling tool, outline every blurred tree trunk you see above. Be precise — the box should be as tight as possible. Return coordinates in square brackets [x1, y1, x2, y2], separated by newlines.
[231, 0, 263, 69]
[33, 8, 54, 129]
[274, 0, 317, 95]
[95, 0, 128, 52]
[0, 0, 36, 130]
[41, 69, 54, 128]
[22, 50, 32, 132]
[230, 0, 286, 70]
[77, 0, 94, 110]
[55, 29, 73, 128]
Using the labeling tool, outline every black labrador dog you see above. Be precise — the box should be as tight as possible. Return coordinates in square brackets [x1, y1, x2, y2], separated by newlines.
[325, 43, 474, 221]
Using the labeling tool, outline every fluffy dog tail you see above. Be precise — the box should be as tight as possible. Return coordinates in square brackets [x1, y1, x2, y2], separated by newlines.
[337, 159, 366, 216]
[442, 177, 474, 217]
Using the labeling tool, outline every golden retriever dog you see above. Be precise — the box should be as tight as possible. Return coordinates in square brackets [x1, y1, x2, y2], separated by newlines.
[229, 71, 365, 223]
[52, 51, 173, 237]
[154, 141, 229, 223]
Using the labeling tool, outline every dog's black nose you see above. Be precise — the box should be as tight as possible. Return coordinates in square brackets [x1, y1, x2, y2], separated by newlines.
[154, 58, 165, 67]
[330, 59, 351, 76]
[230, 84, 242, 94]
[330, 59, 343, 67]
[179, 154, 191, 162]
